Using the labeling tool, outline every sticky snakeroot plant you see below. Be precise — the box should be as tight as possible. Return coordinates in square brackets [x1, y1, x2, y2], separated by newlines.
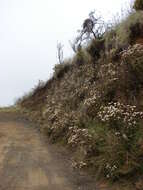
[98, 102, 143, 138]
[97, 102, 143, 180]
[105, 163, 118, 179]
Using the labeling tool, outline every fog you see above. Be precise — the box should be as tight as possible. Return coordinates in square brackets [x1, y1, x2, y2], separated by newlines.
[0, 0, 131, 106]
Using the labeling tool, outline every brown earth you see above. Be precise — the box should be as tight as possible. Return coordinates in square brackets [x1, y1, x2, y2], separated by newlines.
[0, 112, 97, 190]
[135, 37, 143, 45]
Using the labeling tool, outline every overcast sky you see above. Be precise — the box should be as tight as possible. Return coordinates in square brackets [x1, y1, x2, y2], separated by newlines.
[0, 0, 132, 106]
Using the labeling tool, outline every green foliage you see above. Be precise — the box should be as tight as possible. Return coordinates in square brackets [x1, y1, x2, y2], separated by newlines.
[15, 91, 34, 105]
[105, 29, 117, 52]
[121, 44, 143, 85]
[73, 48, 92, 65]
[86, 119, 143, 181]
[116, 12, 143, 46]
[130, 56, 143, 82]
[86, 39, 105, 60]
[53, 60, 73, 79]
[105, 12, 143, 52]
[134, 0, 143, 11]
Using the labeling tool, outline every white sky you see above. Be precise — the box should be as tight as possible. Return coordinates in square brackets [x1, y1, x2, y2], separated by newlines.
[0, 0, 132, 106]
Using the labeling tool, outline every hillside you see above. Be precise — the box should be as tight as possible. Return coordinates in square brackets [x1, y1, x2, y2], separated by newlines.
[17, 8, 143, 190]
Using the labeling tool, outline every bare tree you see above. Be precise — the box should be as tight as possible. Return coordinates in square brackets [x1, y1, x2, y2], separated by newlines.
[70, 11, 105, 53]
[57, 42, 64, 64]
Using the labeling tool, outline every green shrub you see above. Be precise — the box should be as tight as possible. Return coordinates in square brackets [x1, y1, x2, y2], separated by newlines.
[104, 29, 117, 52]
[95, 102, 143, 180]
[16, 90, 35, 105]
[116, 12, 143, 46]
[104, 12, 143, 52]
[53, 60, 73, 79]
[73, 48, 92, 65]
[121, 44, 143, 84]
[127, 54, 143, 85]
[86, 118, 143, 181]
[86, 39, 105, 60]
[134, 0, 143, 11]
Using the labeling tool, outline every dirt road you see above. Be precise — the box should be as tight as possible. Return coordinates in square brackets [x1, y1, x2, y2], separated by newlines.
[0, 113, 96, 190]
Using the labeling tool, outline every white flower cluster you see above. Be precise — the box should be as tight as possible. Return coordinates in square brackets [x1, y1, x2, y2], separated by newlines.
[98, 102, 143, 128]
[72, 161, 87, 169]
[68, 126, 92, 147]
[83, 94, 99, 107]
[105, 163, 118, 179]
[98, 62, 118, 82]
[121, 44, 143, 61]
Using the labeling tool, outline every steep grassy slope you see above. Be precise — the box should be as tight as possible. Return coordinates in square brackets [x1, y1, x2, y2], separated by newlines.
[18, 11, 143, 189]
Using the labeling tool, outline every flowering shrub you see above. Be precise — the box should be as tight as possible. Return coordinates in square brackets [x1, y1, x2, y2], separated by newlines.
[67, 126, 92, 148]
[72, 160, 87, 169]
[67, 126, 96, 169]
[84, 94, 100, 107]
[98, 62, 118, 81]
[98, 102, 143, 129]
[83, 93, 101, 117]
[97, 62, 119, 98]
[105, 163, 118, 179]
[121, 44, 143, 79]
[121, 44, 143, 60]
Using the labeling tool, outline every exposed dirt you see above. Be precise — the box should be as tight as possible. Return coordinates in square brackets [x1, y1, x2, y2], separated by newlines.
[0, 112, 97, 190]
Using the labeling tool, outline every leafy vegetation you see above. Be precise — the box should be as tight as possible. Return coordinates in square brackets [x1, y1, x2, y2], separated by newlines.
[134, 0, 143, 11]
[17, 1, 143, 189]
